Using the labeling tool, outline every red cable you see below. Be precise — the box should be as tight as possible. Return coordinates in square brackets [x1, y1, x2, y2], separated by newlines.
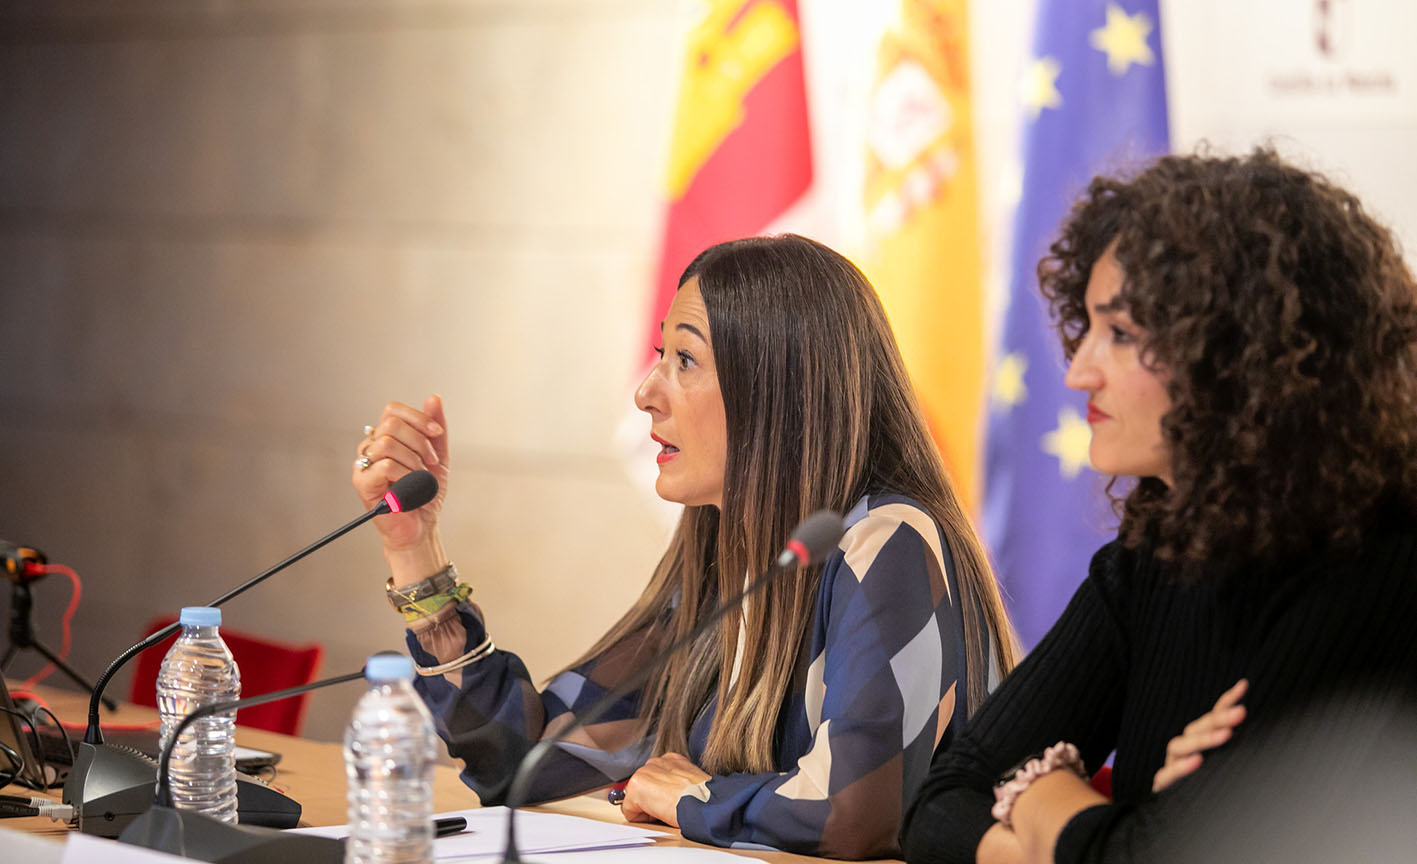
[12, 562, 160, 732]
[19, 563, 82, 690]
[6, 688, 50, 711]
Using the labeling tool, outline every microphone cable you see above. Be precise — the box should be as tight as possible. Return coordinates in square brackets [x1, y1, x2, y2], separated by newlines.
[0, 700, 74, 793]
[0, 793, 74, 822]
[18, 562, 85, 691]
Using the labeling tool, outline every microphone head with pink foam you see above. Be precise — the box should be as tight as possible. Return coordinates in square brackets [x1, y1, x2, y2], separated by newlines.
[380, 469, 439, 514]
[779, 509, 845, 567]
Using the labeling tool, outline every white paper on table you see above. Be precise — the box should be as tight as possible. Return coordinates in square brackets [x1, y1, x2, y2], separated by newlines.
[526, 846, 757, 862]
[294, 806, 669, 859]
[61, 833, 192, 864]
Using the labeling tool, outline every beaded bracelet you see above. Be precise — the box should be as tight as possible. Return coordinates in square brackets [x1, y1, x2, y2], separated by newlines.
[991, 741, 1087, 829]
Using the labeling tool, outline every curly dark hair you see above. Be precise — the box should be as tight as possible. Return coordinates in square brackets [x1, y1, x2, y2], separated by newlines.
[1040, 148, 1417, 568]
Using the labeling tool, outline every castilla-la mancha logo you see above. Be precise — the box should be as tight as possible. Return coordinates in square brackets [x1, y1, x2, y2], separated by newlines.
[1270, 0, 1397, 97]
[1313, 0, 1352, 60]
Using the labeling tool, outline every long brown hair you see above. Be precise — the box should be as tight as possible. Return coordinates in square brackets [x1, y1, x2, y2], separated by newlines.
[576, 234, 1015, 774]
[1041, 148, 1417, 568]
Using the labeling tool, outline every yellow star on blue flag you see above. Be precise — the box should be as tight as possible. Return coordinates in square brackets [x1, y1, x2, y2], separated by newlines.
[1021, 56, 1064, 118]
[993, 352, 1029, 408]
[982, 0, 1169, 649]
[1042, 408, 1093, 478]
[1090, 3, 1156, 75]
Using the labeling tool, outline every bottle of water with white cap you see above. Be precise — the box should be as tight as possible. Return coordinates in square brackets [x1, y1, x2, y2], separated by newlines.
[156, 605, 242, 823]
[344, 653, 438, 864]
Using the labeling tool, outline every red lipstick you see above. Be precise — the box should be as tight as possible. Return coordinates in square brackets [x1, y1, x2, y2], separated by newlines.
[1086, 403, 1110, 424]
[651, 432, 680, 464]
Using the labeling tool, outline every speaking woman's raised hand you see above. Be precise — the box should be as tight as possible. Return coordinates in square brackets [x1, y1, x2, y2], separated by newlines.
[352, 394, 452, 583]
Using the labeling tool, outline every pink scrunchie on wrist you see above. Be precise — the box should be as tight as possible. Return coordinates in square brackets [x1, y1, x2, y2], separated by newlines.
[991, 741, 1088, 829]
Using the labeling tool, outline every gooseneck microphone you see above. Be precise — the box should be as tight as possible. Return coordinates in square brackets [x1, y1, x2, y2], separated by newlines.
[63, 469, 438, 836]
[118, 668, 371, 864]
[81, 469, 438, 746]
[153, 670, 367, 810]
[499, 509, 845, 863]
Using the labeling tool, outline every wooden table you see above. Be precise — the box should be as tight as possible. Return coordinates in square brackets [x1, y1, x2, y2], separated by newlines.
[8, 685, 899, 863]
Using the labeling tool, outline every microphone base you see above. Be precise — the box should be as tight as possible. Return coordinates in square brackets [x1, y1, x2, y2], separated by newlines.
[63, 741, 302, 837]
[119, 805, 342, 864]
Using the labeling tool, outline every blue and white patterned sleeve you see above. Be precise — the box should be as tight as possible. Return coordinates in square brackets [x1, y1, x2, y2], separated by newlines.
[406, 601, 655, 805]
[676, 497, 969, 859]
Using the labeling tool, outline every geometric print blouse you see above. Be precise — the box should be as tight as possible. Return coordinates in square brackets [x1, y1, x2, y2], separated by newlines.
[406, 492, 988, 859]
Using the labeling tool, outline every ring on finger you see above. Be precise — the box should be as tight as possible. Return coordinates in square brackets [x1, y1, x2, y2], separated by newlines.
[355, 455, 372, 471]
[363, 424, 376, 437]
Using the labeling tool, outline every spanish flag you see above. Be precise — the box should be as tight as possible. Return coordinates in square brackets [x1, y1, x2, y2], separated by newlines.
[643, 0, 813, 365]
[859, 0, 985, 507]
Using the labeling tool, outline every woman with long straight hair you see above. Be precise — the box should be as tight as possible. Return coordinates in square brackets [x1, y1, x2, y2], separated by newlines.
[353, 234, 1016, 859]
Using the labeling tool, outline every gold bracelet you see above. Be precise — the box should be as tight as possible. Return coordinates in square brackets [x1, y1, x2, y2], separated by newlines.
[414, 634, 496, 676]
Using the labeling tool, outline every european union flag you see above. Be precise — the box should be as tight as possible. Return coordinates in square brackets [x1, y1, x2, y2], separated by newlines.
[982, 0, 1170, 649]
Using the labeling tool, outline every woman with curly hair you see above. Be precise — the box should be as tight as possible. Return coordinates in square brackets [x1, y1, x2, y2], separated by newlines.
[901, 148, 1417, 864]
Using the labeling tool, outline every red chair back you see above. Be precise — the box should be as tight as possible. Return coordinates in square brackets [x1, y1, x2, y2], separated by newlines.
[1089, 764, 1114, 799]
[129, 616, 324, 736]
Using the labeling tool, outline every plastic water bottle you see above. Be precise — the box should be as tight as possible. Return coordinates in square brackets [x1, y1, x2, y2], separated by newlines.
[156, 606, 242, 823]
[344, 654, 438, 864]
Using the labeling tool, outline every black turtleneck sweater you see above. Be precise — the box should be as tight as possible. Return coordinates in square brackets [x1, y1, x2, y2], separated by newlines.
[901, 511, 1417, 864]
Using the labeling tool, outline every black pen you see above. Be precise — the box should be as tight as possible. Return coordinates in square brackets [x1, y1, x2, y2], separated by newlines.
[435, 816, 469, 838]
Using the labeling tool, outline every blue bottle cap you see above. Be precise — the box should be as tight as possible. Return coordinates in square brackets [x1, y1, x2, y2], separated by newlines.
[365, 654, 415, 682]
[179, 606, 221, 628]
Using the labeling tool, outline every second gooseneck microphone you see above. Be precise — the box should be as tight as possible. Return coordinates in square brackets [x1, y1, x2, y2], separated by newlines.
[120, 668, 371, 864]
[81, 469, 439, 744]
[498, 509, 846, 863]
[64, 470, 438, 838]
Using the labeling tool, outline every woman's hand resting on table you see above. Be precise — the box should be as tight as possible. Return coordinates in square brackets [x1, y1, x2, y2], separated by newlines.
[620, 753, 711, 828]
[352, 395, 452, 579]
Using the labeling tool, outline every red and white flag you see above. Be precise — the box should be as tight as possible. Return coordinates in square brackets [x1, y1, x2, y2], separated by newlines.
[620, 0, 813, 515]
